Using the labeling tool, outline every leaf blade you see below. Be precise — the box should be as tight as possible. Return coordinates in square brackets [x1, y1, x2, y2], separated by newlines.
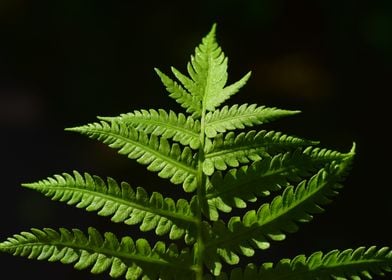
[205, 104, 300, 138]
[22, 171, 198, 242]
[0, 227, 194, 280]
[205, 158, 354, 265]
[99, 109, 201, 149]
[66, 121, 198, 192]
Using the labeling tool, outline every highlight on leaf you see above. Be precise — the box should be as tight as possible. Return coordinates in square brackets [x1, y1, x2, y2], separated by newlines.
[1, 23, 388, 280]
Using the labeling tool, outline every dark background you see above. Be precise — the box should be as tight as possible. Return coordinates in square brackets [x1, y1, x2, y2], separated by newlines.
[1, 0, 391, 279]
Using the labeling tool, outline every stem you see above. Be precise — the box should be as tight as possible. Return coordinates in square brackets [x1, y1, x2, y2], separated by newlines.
[194, 37, 215, 279]
[195, 108, 207, 280]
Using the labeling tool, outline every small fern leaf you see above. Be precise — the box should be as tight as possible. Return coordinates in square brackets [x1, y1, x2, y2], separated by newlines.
[205, 159, 353, 265]
[0, 227, 194, 280]
[155, 68, 202, 117]
[66, 121, 198, 192]
[204, 104, 300, 138]
[203, 130, 318, 176]
[22, 171, 198, 242]
[213, 247, 392, 280]
[99, 109, 201, 149]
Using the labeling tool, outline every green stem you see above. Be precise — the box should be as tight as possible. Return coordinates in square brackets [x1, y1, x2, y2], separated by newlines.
[195, 108, 207, 280]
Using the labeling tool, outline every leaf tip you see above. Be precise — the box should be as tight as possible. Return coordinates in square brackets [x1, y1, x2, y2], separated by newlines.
[349, 142, 356, 155]
[211, 23, 217, 33]
[21, 182, 36, 189]
[64, 126, 81, 132]
[97, 116, 113, 121]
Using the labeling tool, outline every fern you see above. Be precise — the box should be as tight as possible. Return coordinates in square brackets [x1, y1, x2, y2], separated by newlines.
[22, 171, 198, 242]
[1, 24, 390, 280]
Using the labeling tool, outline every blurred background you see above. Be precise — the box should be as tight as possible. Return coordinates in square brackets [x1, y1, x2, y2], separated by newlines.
[1, 0, 391, 279]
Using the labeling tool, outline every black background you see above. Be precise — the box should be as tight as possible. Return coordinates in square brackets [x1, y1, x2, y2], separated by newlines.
[1, 0, 391, 279]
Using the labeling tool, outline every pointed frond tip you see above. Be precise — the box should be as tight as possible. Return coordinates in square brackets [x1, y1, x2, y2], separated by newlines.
[154, 23, 252, 114]
[22, 171, 198, 243]
[204, 143, 355, 220]
[0, 227, 194, 280]
[210, 247, 392, 280]
[66, 121, 198, 192]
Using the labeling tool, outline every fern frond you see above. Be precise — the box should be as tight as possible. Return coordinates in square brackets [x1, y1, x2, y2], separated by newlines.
[22, 171, 198, 242]
[99, 109, 201, 149]
[204, 144, 355, 220]
[204, 151, 312, 221]
[204, 104, 300, 138]
[66, 121, 198, 192]
[203, 130, 318, 176]
[204, 160, 353, 266]
[210, 247, 392, 280]
[154, 68, 202, 117]
[0, 227, 194, 280]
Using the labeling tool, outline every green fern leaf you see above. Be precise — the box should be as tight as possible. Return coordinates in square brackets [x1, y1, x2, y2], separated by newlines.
[66, 121, 198, 192]
[22, 171, 198, 242]
[204, 160, 352, 267]
[210, 247, 392, 280]
[154, 68, 202, 117]
[198, 25, 248, 111]
[204, 151, 311, 221]
[204, 104, 300, 138]
[0, 227, 194, 280]
[204, 145, 355, 221]
[99, 109, 200, 149]
[203, 130, 318, 176]
[155, 24, 250, 114]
